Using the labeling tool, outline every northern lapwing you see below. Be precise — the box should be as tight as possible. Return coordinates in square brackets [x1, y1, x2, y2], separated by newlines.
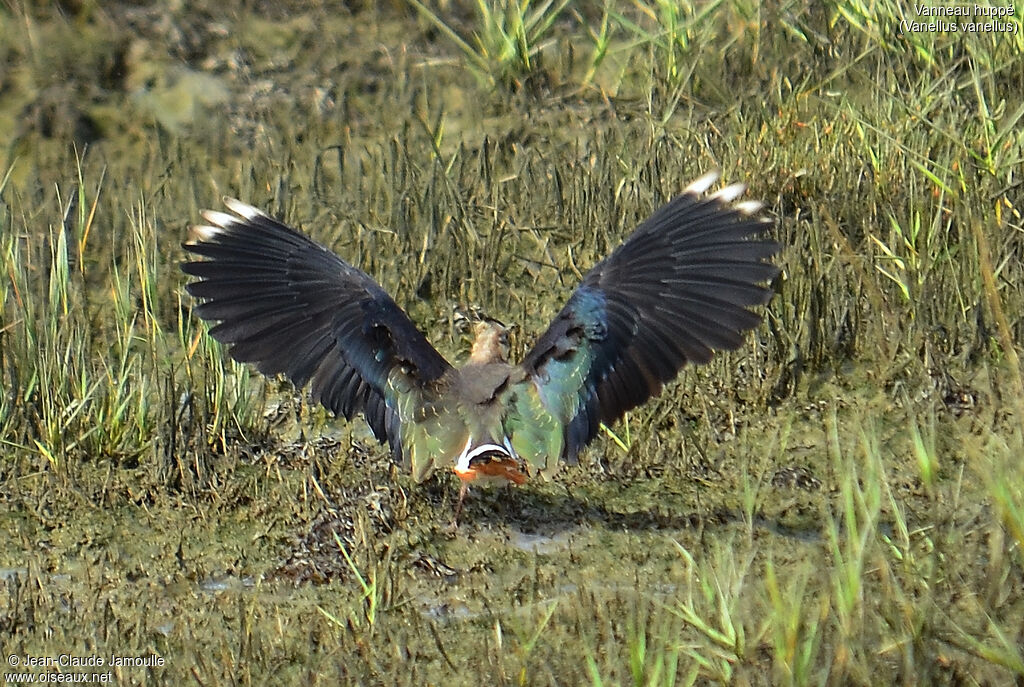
[181, 171, 780, 522]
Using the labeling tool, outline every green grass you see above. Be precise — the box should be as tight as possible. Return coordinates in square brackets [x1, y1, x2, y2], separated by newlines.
[406, 0, 573, 90]
[1, 0, 1023, 684]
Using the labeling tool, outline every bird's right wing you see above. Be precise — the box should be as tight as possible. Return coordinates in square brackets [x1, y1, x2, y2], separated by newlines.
[519, 172, 780, 467]
[181, 199, 452, 458]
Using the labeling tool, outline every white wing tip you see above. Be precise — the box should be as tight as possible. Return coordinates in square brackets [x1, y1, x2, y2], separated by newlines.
[685, 170, 721, 196]
[711, 182, 747, 204]
[190, 198, 266, 240]
[222, 197, 264, 220]
[734, 200, 763, 215]
[199, 209, 239, 230]
[186, 223, 223, 243]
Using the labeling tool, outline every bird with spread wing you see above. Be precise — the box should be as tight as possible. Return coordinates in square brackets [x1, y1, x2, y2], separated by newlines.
[181, 171, 780, 521]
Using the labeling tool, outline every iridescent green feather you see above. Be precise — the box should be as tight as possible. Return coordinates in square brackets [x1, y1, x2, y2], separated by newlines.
[387, 373, 465, 483]
[504, 382, 565, 478]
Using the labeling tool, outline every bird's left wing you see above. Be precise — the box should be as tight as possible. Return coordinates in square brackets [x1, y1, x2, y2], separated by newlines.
[518, 172, 780, 468]
[181, 199, 452, 458]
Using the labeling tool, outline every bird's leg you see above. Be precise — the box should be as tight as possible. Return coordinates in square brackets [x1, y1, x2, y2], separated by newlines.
[449, 482, 469, 529]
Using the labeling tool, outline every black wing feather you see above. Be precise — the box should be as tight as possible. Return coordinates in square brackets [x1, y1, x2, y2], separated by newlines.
[181, 199, 451, 454]
[522, 172, 780, 462]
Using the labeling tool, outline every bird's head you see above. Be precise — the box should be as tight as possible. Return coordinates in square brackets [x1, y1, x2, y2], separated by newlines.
[468, 318, 510, 364]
